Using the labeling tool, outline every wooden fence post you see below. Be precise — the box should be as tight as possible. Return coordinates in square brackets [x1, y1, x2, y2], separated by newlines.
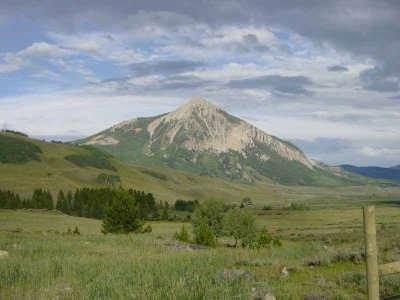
[363, 206, 379, 300]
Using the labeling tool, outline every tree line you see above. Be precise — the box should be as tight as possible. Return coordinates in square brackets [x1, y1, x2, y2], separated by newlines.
[0, 187, 198, 221]
[0, 188, 53, 210]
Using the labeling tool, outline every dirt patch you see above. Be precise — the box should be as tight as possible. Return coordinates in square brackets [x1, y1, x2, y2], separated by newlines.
[164, 241, 205, 251]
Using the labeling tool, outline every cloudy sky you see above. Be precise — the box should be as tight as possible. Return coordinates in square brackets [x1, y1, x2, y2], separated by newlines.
[1, 1, 399, 167]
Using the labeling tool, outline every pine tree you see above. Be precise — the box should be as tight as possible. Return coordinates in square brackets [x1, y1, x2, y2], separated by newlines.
[73, 189, 83, 216]
[66, 191, 73, 214]
[162, 208, 169, 220]
[44, 190, 54, 210]
[56, 190, 65, 211]
[102, 187, 143, 234]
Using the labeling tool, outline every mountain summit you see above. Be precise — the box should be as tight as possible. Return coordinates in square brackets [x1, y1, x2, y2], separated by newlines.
[78, 99, 348, 185]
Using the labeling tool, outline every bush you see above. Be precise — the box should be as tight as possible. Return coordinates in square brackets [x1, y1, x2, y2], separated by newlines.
[262, 205, 272, 211]
[223, 207, 257, 247]
[98, 173, 121, 185]
[193, 222, 217, 247]
[64, 226, 80, 235]
[283, 203, 310, 211]
[174, 199, 198, 212]
[102, 188, 143, 234]
[140, 224, 152, 233]
[173, 225, 190, 243]
[192, 199, 225, 236]
[250, 228, 281, 249]
[72, 226, 80, 235]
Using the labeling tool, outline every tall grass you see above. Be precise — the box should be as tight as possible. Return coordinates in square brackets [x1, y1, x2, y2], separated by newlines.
[0, 209, 399, 299]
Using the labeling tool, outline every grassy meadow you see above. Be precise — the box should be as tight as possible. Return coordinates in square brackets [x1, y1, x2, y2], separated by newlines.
[1, 197, 400, 299]
[1, 132, 400, 299]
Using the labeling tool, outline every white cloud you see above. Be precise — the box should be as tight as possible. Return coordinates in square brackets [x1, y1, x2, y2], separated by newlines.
[17, 42, 74, 57]
[49, 32, 146, 64]
[0, 42, 73, 73]
[0, 52, 30, 73]
[359, 146, 400, 158]
[30, 69, 65, 81]
[202, 26, 275, 47]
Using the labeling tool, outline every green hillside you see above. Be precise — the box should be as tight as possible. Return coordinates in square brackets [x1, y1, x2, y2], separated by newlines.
[1, 131, 397, 206]
[0, 132, 283, 203]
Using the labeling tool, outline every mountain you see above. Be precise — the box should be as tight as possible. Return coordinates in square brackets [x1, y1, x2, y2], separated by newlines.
[76, 98, 362, 186]
[0, 131, 285, 202]
[340, 164, 400, 181]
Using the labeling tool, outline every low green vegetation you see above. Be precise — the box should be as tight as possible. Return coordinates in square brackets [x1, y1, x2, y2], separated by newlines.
[283, 203, 311, 211]
[174, 199, 198, 212]
[223, 207, 257, 247]
[1, 129, 29, 137]
[97, 173, 121, 185]
[140, 169, 168, 181]
[78, 144, 113, 158]
[173, 225, 190, 242]
[64, 154, 116, 171]
[0, 135, 42, 163]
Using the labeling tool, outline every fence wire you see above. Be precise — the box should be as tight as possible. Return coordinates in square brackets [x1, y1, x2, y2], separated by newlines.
[381, 292, 400, 300]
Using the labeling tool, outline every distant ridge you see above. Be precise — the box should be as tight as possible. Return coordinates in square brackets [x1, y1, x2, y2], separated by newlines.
[340, 164, 400, 181]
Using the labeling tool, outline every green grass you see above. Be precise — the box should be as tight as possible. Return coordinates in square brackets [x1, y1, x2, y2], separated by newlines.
[1, 205, 399, 299]
[64, 154, 116, 171]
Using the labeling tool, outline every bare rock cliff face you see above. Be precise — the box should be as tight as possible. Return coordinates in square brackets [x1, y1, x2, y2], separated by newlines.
[120, 98, 313, 169]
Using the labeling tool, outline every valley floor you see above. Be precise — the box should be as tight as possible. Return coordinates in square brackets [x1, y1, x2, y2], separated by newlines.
[1, 201, 400, 299]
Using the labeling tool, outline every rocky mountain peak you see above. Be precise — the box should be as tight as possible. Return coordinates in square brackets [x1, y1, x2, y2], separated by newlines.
[166, 98, 221, 121]
[185, 98, 217, 108]
[80, 98, 319, 183]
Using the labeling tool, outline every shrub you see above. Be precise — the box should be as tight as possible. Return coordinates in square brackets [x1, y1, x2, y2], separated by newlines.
[283, 203, 310, 211]
[193, 222, 217, 247]
[192, 198, 225, 236]
[262, 205, 272, 211]
[102, 188, 143, 234]
[174, 199, 198, 212]
[64, 226, 80, 235]
[250, 228, 281, 249]
[98, 173, 121, 185]
[223, 207, 257, 247]
[140, 224, 152, 233]
[173, 225, 190, 243]
[72, 226, 80, 235]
